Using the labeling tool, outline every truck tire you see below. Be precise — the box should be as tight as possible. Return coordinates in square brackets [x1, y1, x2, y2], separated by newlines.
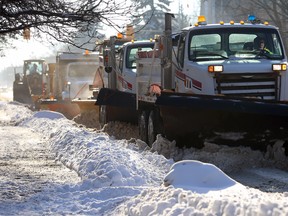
[99, 105, 107, 128]
[139, 110, 149, 144]
[147, 111, 156, 147]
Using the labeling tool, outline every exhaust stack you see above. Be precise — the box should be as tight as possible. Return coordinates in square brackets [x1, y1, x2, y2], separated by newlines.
[161, 13, 174, 90]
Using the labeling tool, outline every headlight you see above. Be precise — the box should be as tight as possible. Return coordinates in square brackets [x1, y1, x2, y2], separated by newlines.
[208, 65, 223, 73]
[272, 64, 287, 71]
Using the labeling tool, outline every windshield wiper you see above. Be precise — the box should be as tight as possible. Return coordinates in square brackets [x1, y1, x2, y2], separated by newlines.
[192, 51, 229, 61]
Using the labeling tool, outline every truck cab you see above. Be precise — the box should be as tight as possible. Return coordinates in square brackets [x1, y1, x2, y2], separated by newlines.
[97, 38, 155, 125]
[116, 41, 154, 93]
[175, 16, 287, 101]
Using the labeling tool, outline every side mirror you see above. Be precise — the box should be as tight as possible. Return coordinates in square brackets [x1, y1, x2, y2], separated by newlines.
[105, 66, 112, 73]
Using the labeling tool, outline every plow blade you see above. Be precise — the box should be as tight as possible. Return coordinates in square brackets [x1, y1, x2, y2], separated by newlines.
[13, 82, 33, 105]
[40, 100, 81, 120]
[96, 88, 137, 124]
[71, 99, 100, 129]
[71, 99, 97, 113]
[156, 92, 288, 149]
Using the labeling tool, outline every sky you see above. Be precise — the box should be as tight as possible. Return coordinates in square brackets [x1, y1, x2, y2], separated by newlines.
[0, 0, 200, 72]
[0, 38, 57, 69]
[0, 96, 287, 215]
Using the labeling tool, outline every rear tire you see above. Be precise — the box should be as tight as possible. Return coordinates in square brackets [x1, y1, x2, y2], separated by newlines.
[147, 111, 156, 147]
[139, 110, 149, 144]
[99, 105, 107, 128]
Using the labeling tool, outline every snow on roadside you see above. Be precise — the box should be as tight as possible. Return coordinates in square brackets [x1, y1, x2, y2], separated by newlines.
[0, 101, 33, 125]
[1, 101, 288, 215]
[112, 185, 288, 216]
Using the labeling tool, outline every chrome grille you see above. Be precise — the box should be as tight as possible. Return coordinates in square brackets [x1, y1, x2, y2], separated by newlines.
[214, 73, 280, 100]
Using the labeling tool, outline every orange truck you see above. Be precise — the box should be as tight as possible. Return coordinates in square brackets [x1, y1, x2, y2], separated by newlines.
[13, 59, 48, 107]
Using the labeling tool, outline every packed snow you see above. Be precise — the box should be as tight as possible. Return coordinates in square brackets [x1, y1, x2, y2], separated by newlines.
[0, 99, 288, 215]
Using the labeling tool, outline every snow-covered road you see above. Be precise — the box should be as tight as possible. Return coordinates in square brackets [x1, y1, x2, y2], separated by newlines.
[0, 126, 80, 202]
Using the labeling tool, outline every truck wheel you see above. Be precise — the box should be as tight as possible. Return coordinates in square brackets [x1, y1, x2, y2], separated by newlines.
[139, 110, 149, 144]
[99, 105, 107, 128]
[147, 111, 156, 147]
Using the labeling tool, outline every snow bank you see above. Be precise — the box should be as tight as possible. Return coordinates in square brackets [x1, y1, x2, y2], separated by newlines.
[21, 110, 173, 188]
[0, 101, 33, 125]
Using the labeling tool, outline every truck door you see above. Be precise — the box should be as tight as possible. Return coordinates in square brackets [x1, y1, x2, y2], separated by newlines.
[177, 33, 186, 69]
[175, 33, 186, 92]
[116, 47, 126, 91]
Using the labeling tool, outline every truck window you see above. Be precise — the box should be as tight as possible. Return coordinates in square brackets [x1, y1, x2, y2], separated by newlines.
[191, 34, 221, 51]
[229, 34, 256, 51]
[177, 34, 186, 68]
[190, 34, 227, 61]
[118, 48, 124, 72]
[126, 44, 154, 69]
[229, 32, 283, 58]
[271, 33, 283, 55]
[188, 28, 284, 61]
[25, 61, 43, 75]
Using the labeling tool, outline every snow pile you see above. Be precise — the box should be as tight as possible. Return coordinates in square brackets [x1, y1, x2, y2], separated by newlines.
[102, 121, 140, 140]
[21, 111, 172, 188]
[33, 110, 65, 120]
[113, 186, 287, 216]
[0, 101, 33, 125]
[163, 160, 243, 192]
[73, 109, 101, 129]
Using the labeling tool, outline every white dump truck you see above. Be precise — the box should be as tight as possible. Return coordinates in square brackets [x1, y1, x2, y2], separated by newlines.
[40, 51, 100, 119]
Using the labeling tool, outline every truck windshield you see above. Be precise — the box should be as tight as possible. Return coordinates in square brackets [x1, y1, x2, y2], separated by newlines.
[189, 27, 284, 61]
[68, 64, 97, 79]
[25, 61, 43, 75]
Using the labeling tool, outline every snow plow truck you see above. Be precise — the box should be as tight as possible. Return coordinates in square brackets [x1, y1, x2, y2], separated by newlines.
[39, 51, 101, 119]
[97, 13, 288, 154]
[97, 36, 155, 126]
[40, 25, 139, 120]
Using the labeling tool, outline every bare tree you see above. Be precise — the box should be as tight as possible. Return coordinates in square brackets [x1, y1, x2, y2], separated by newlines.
[213, 0, 288, 53]
[0, 0, 140, 50]
[130, 0, 171, 40]
[252, 0, 288, 50]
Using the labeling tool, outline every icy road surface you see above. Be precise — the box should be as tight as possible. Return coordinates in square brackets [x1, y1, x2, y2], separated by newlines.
[0, 125, 80, 205]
